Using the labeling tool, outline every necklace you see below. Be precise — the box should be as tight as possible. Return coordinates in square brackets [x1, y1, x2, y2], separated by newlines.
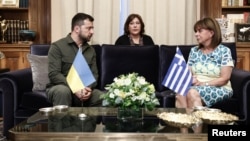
[129, 35, 143, 46]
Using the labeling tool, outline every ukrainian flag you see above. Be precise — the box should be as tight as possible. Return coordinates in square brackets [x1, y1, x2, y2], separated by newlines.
[66, 49, 96, 93]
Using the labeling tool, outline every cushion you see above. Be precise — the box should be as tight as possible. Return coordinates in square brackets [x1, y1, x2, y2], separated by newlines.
[20, 91, 52, 110]
[27, 54, 49, 91]
[100, 45, 159, 90]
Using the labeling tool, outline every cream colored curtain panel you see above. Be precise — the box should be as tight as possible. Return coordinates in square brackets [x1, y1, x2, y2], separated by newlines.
[51, 0, 200, 45]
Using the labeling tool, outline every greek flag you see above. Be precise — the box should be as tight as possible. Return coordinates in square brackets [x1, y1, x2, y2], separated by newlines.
[66, 49, 96, 93]
[162, 47, 192, 96]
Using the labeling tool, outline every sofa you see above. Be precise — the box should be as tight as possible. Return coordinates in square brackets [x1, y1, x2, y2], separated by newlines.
[0, 43, 250, 138]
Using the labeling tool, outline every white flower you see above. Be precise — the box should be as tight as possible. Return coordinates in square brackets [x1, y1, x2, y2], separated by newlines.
[109, 93, 115, 99]
[100, 72, 160, 111]
[124, 77, 131, 85]
[137, 77, 147, 85]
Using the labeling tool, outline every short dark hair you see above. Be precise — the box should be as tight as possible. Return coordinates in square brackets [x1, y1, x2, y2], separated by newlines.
[71, 13, 94, 31]
[124, 13, 145, 35]
[194, 17, 222, 49]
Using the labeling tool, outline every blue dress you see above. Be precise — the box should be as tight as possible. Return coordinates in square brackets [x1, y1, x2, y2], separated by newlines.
[187, 44, 234, 107]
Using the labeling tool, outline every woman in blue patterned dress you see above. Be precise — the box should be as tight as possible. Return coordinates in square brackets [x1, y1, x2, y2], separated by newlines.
[175, 17, 234, 110]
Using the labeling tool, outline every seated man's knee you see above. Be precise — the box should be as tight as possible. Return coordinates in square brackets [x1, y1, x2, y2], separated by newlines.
[47, 85, 72, 102]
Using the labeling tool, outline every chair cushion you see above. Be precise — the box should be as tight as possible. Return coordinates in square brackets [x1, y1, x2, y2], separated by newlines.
[27, 54, 49, 91]
[20, 91, 52, 110]
[92, 44, 102, 89]
[100, 45, 159, 90]
[211, 98, 239, 117]
[30, 44, 50, 55]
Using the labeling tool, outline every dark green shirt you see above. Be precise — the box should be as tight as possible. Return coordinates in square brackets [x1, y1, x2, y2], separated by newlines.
[46, 34, 98, 89]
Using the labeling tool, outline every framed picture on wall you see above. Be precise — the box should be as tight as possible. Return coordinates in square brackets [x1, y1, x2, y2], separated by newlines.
[235, 23, 250, 44]
[0, 0, 19, 7]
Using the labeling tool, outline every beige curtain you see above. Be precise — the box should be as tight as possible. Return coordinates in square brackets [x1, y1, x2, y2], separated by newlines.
[51, 0, 200, 45]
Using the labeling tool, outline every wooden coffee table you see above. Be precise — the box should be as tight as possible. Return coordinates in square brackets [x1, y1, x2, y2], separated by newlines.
[8, 107, 207, 141]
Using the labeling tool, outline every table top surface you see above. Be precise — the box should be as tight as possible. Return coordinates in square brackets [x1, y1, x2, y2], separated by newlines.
[9, 107, 207, 134]
[8, 107, 209, 141]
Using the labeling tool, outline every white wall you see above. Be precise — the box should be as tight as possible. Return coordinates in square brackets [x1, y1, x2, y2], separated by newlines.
[51, 0, 200, 45]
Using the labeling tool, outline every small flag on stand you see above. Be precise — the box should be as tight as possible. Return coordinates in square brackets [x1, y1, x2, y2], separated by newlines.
[66, 49, 96, 93]
[162, 47, 192, 96]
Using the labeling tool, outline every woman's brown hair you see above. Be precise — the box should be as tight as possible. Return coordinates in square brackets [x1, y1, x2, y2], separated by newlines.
[123, 13, 145, 35]
[194, 17, 222, 49]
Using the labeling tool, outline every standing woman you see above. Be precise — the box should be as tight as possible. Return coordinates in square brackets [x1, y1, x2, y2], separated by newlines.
[115, 13, 155, 46]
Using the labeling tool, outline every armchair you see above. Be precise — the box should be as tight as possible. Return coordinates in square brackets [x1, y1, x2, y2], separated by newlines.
[0, 44, 52, 138]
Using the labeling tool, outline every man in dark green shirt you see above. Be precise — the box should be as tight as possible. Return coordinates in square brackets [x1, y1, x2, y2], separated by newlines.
[46, 13, 103, 107]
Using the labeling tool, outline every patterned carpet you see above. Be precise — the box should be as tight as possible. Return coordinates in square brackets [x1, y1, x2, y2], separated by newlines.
[0, 120, 7, 141]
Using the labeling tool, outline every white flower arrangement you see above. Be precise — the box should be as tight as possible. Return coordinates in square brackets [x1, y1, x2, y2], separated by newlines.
[100, 72, 160, 111]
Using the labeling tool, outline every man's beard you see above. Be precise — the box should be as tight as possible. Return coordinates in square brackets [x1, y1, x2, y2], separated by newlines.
[79, 34, 91, 43]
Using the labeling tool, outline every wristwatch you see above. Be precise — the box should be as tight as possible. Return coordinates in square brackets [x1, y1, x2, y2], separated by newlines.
[205, 82, 209, 86]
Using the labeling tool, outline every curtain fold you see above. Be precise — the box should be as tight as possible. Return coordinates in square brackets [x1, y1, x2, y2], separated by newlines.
[51, 0, 200, 45]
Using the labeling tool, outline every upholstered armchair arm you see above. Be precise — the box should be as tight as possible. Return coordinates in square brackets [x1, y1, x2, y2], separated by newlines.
[230, 68, 250, 125]
[0, 68, 32, 136]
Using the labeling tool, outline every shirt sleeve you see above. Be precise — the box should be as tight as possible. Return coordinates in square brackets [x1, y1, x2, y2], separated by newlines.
[221, 46, 234, 67]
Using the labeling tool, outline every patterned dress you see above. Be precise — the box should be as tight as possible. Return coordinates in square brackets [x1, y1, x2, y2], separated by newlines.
[187, 44, 234, 107]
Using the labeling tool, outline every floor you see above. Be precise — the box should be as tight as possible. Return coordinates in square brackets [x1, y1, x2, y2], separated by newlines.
[0, 118, 7, 141]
